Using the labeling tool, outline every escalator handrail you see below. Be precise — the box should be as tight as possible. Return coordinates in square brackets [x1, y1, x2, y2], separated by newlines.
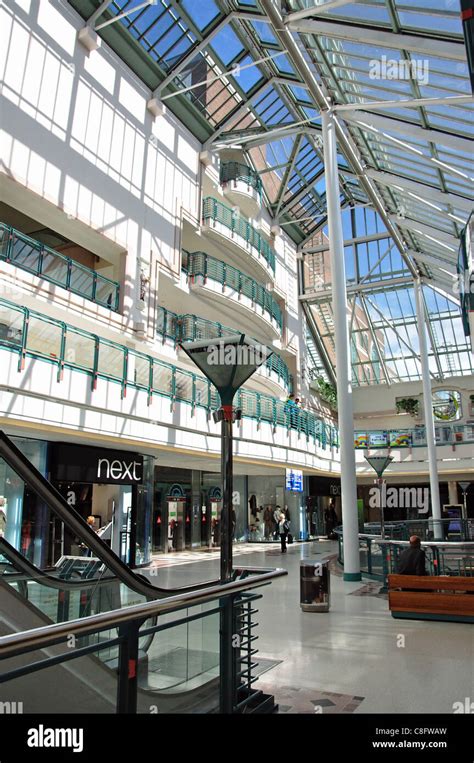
[0, 567, 287, 659]
[0, 537, 122, 592]
[0, 431, 218, 598]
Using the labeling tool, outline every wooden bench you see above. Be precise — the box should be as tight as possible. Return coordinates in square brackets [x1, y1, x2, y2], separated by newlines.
[388, 574, 474, 623]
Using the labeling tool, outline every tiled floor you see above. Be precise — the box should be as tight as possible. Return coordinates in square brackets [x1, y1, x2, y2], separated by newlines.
[143, 540, 474, 714]
[255, 683, 365, 714]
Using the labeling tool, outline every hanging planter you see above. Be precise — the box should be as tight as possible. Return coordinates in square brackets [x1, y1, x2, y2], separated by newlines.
[314, 377, 337, 410]
[395, 397, 420, 417]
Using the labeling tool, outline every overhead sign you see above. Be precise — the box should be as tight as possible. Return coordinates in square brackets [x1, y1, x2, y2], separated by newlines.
[50, 443, 143, 485]
[286, 469, 303, 492]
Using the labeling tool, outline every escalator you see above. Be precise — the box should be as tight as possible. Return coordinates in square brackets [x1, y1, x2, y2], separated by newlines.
[0, 431, 220, 599]
[0, 431, 226, 711]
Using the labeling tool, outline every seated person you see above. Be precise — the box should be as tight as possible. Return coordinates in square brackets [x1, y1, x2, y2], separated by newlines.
[397, 535, 426, 576]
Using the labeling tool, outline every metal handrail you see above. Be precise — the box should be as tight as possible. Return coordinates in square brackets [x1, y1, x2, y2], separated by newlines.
[375, 539, 474, 548]
[0, 296, 334, 447]
[156, 307, 293, 391]
[202, 197, 275, 272]
[219, 161, 262, 195]
[187, 251, 283, 329]
[0, 222, 120, 311]
[0, 567, 286, 658]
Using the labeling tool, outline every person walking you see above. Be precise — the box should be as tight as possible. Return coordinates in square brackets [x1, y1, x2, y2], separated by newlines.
[278, 510, 289, 553]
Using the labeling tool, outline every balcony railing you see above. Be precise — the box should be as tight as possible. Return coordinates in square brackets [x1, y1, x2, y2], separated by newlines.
[186, 251, 283, 331]
[202, 197, 275, 273]
[220, 162, 262, 197]
[0, 223, 120, 311]
[0, 297, 336, 448]
[156, 307, 293, 392]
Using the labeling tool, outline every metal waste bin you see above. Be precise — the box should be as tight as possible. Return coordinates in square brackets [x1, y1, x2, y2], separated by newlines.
[300, 558, 330, 612]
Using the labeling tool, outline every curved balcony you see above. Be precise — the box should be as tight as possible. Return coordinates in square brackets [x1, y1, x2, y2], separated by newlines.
[155, 306, 293, 393]
[185, 251, 282, 340]
[202, 197, 275, 284]
[0, 223, 120, 311]
[219, 161, 262, 218]
[0, 295, 331, 447]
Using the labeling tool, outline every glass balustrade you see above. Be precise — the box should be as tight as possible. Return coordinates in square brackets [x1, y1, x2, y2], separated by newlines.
[156, 307, 293, 392]
[186, 251, 282, 331]
[219, 162, 262, 196]
[0, 296, 334, 447]
[0, 223, 120, 311]
[202, 197, 275, 273]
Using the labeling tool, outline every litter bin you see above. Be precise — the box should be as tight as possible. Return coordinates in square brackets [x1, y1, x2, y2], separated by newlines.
[300, 558, 330, 612]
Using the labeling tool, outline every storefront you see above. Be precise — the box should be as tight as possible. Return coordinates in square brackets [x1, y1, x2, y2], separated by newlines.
[307, 476, 342, 539]
[152, 466, 247, 553]
[49, 443, 154, 567]
[247, 471, 309, 542]
[0, 436, 153, 569]
[0, 436, 48, 568]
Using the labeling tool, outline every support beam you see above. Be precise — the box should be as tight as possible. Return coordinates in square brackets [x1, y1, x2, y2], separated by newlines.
[95, 1, 153, 31]
[407, 249, 457, 275]
[87, 0, 113, 26]
[414, 279, 442, 528]
[335, 95, 473, 112]
[161, 50, 289, 101]
[427, 282, 461, 306]
[322, 109, 360, 582]
[301, 231, 392, 254]
[278, 173, 326, 217]
[284, 0, 355, 23]
[259, 0, 418, 278]
[343, 111, 473, 155]
[204, 79, 271, 147]
[364, 295, 437, 380]
[390, 216, 459, 250]
[422, 290, 444, 380]
[274, 134, 303, 218]
[359, 295, 391, 386]
[286, 19, 467, 60]
[156, 17, 231, 96]
[366, 169, 474, 214]
[301, 302, 337, 387]
[300, 275, 414, 302]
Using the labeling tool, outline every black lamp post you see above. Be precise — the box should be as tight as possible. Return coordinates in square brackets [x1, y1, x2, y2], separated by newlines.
[181, 333, 273, 582]
[364, 454, 393, 539]
[181, 333, 273, 714]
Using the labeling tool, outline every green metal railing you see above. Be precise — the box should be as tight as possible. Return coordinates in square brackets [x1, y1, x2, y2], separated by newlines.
[202, 197, 275, 273]
[186, 252, 283, 331]
[156, 307, 293, 392]
[336, 529, 474, 585]
[220, 162, 262, 197]
[0, 223, 120, 311]
[0, 297, 337, 448]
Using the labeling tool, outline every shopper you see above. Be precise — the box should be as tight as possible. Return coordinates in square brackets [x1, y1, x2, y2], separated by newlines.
[278, 511, 289, 553]
[397, 535, 426, 576]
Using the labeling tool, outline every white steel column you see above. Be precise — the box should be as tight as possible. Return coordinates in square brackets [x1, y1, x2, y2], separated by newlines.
[414, 278, 442, 530]
[322, 109, 361, 581]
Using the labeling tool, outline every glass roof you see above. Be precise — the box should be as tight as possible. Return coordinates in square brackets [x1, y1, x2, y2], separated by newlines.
[69, 0, 474, 387]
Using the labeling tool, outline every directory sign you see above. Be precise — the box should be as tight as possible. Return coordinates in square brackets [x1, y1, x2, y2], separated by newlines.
[286, 469, 303, 492]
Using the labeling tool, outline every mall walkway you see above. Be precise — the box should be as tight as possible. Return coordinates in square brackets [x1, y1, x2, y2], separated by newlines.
[144, 541, 473, 714]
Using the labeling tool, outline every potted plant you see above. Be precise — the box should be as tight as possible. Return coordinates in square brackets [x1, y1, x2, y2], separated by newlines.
[395, 397, 420, 417]
[314, 377, 337, 410]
